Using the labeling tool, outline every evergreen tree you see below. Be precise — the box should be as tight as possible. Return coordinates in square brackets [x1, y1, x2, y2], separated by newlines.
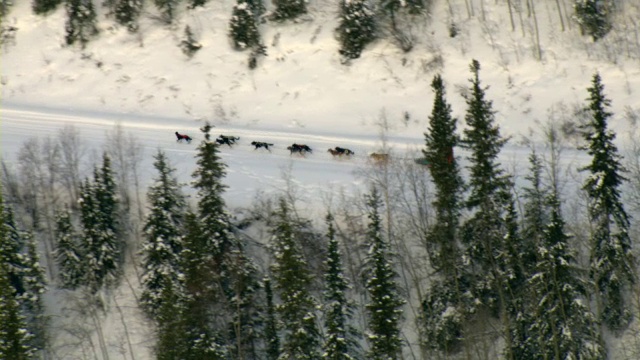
[419, 75, 475, 354]
[322, 213, 361, 360]
[114, 0, 143, 32]
[460, 59, 512, 295]
[0, 204, 25, 298]
[337, 0, 375, 59]
[462, 60, 510, 211]
[580, 73, 636, 330]
[229, 0, 260, 50]
[19, 234, 47, 353]
[0, 264, 35, 360]
[65, 0, 98, 48]
[155, 276, 189, 360]
[225, 249, 262, 360]
[527, 193, 606, 359]
[263, 277, 280, 360]
[0, 189, 35, 359]
[272, 0, 306, 21]
[499, 200, 530, 360]
[507, 153, 551, 359]
[178, 212, 228, 360]
[140, 150, 187, 319]
[460, 59, 519, 353]
[245, 0, 265, 17]
[574, 0, 613, 41]
[54, 208, 83, 290]
[192, 122, 233, 263]
[32, 0, 62, 15]
[363, 188, 404, 360]
[521, 151, 549, 268]
[420, 277, 469, 354]
[422, 74, 463, 276]
[78, 153, 121, 294]
[153, 0, 178, 24]
[270, 198, 321, 359]
[185, 123, 262, 355]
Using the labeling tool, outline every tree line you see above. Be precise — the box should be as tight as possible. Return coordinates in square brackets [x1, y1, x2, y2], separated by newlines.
[0, 0, 620, 64]
[1, 59, 639, 359]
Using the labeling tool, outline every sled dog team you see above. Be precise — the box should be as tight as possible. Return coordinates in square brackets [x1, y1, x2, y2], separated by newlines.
[176, 131, 390, 163]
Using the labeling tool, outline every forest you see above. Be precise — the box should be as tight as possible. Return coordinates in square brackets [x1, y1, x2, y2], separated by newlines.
[2, 62, 640, 359]
[2, 0, 640, 358]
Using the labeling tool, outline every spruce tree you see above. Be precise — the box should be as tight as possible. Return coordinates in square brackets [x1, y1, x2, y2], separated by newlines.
[1, 195, 48, 354]
[423, 74, 463, 276]
[270, 198, 321, 359]
[0, 264, 35, 360]
[460, 59, 519, 353]
[420, 75, 467, 353]
[32, 0, 62, 15]
[509, 152, 550, 357]
[363, 188, 404, 359]
[19, 234, 47, 354]
[337, 0, 375, 59]
[322, 213, 361, 360]
[574, 0, 613, 41]
[245, 0, 264, 17]
[580, 73, 636, 330]
[78, 153, 121, 294]
[178, 212, 228, 360]
[521, 151, 549, 269]
[54, 208, 83, 290]
[229, 0, 261, 50]
[272, 0, 306, 21]
[0, 204, 25, 298]
[140, 150, 187, 319]
[0, 189, 35, 359]
[155, 276, 189, 360]
[527, 193, 605, 359]
[225, 249, 262, 360]
[65, 0, 98, 48]
[263, 277, 280, 360]
[114, 0, 143, 32]
[461, 59, 512, 296]
[186, 122, 262, 355]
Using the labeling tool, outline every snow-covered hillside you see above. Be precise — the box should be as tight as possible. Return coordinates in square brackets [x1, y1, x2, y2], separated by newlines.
[2, 0, 639, 142]
[2, 0, 640, 359]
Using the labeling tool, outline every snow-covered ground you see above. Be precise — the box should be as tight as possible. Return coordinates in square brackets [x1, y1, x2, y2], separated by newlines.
[2, 0, 640, 358]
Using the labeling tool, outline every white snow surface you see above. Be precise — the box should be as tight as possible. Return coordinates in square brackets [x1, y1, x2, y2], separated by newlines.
[2, 0, 640, 358]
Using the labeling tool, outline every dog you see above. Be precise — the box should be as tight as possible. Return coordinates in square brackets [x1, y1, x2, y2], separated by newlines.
[251, 141, 274, 151]
[369, 153, 390, 164]
[216, 134, 239, 147]
[175, 132, 192, 143]
[328, 147, 355, 157]
[219, 135, 239, 143]
[287, 143, 312, 155]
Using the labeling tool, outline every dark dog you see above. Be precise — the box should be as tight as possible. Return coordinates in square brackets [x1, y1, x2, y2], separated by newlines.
[219, 135, 239, 143]
[251, 141, 274, 151]
[287, 143, 312, 155]
[175, 132, 192, 143]
[328, 147, 354, 157]
[216, 134, 239, 147]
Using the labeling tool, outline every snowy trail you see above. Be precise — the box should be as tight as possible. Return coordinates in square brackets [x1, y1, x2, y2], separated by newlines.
[1, 104, 594, 209]
[1, 104, 429, 208]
